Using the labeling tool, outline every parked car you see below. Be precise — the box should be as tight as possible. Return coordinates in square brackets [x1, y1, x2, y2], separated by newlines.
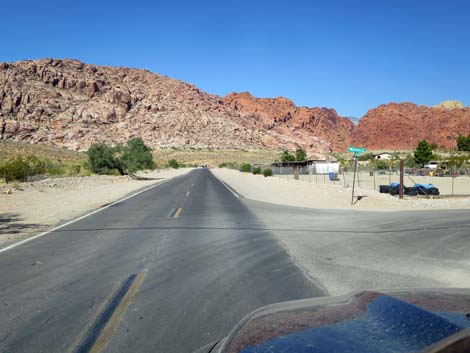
[424, 161, 438, 169]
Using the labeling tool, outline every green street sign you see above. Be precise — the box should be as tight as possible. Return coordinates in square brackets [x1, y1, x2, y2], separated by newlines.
[348, 146, 366, 154]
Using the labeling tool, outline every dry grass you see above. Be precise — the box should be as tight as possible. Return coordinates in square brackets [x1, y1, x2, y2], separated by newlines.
[153, 148, 281, 167]
[0, 140, 86, 164]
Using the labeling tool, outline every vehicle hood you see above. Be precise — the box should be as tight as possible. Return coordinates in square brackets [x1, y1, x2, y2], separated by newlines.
[205, 289, 470, 353]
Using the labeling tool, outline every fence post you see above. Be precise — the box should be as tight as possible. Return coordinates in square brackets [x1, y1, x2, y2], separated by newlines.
[452, 166, 455, 196]
[342, 171, 346, 187]
[373, 171, 376, 191]
[399, 160, 404, 199]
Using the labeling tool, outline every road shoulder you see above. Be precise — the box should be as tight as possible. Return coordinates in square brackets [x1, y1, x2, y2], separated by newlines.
[0, 168, 192, 250]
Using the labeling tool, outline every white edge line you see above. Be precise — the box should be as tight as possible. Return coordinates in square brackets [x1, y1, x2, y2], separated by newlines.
[210, 171, 240, 199]
[0, 178, 174, 254]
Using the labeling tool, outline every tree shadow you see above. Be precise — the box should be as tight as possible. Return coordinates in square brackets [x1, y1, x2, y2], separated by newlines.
[0, 213, 45, 235]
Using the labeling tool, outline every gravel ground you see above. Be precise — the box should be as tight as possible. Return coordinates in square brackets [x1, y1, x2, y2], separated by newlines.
[0, 168, 192, 248]
[212, 168, 470, 211]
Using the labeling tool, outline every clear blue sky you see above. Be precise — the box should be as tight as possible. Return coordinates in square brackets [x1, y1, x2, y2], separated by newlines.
[2, 0, 469, 117]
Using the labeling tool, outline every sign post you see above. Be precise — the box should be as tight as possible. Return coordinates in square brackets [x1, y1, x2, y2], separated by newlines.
[348, 146, 366, 205]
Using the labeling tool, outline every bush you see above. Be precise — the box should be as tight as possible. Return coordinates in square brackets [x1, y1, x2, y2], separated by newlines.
[295, 148, 307, 161]
[87, 143, 121, 175]
[86, 139, 154, 175]
[120, 138, 155, 174]
[241, 163, 251, 173]
[0, 155, 65, 182]
[219, 162, 239, 169]
[263, 168, 273, 177]
[167, 159, 180, 169]
[281, 150, 296, 162]
[0, 156, 30, 181]
[252, 166, 261, 175]
[358, 152, 375, 161]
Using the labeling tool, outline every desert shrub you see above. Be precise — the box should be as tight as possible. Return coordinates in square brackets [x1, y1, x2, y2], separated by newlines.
[263, 168, 273, 177]
[219, 162, 239, 169]
[295, 148, 307, 161]
[0, 156, 30, 181]
[167, 159, 180, 169]
[120, 138, 155, 174]
[0, 155, 65, 182]
[240, 163, 251, 172]
[281, 150, 296, 162]
[252, 166, 261, 175]
[87, 143, 120, 175]
[44, 160, 65, 175]
[358, 152, 375, 161]
[66, 163, 82, 176]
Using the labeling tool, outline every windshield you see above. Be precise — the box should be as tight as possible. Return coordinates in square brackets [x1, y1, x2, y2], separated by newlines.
[1, 1, 469, 353]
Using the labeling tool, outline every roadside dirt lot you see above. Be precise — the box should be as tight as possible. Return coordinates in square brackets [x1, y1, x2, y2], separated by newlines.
[0, 168, 191, 248]
[213, 168, 470, 211]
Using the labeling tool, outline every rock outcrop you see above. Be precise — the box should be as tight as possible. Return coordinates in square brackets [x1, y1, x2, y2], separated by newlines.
[223, 92, 354, 153]
[1, 59, 469, 153]
[352, 102, 470, 150]
[0, 59, 351, 155]
[0, 59, 269, 151]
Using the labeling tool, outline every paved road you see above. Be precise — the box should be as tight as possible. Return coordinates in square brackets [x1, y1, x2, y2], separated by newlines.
[0, 169, 322, 353]
[1, 168, 469, 353]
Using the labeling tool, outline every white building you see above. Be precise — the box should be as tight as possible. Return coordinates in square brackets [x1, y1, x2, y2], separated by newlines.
[309, 160, 340, 174]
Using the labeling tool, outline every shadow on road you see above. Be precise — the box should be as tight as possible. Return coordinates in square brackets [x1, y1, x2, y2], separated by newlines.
[129, 174, 164, 181]
[0, 213, 44, 235]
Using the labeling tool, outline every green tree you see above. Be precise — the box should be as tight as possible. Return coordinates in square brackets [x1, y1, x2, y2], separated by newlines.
[414, 140, 434, 167]
[121, 138, 155, 174]
[281, 150, 296, 162]
[295, 148, 307, 161]
[457, 134, 470, 151]
[87, 143, 121, 174]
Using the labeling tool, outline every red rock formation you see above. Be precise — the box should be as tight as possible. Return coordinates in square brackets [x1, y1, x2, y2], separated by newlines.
[2, 59, 469, 154]
[352, 102, 470, 150]
[0, 59, 267, 151]
[224, 92, 354, 154]
[0, 59, 347, 155]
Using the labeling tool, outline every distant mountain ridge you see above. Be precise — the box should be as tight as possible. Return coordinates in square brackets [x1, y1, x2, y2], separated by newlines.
[0, 58, 469, 153]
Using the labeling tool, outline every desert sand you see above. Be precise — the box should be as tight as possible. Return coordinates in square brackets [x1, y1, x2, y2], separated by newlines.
[212, 168, 470, 211]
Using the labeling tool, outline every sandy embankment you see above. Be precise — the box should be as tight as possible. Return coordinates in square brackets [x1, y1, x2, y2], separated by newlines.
[212, 168, 470, 211]
[0, 168, 192, 248]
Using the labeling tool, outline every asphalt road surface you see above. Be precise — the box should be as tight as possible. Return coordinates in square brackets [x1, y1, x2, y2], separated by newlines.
[1, 168, 469, 353]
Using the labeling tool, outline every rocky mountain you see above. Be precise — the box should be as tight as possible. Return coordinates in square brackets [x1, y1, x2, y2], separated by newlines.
[0, 59, 351, 155]
[351, 102, 470, 150]
[223, 92, 354, 152]
[1, 58, 469, 154]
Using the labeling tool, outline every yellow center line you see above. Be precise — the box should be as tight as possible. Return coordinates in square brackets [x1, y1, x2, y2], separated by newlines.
[72, 259, 149, 353]
[174, 207, 183, 218]
[87, 268, 148, 353]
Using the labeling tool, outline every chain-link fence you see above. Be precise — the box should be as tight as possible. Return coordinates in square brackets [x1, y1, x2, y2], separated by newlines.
[265, 165, 470, 196]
